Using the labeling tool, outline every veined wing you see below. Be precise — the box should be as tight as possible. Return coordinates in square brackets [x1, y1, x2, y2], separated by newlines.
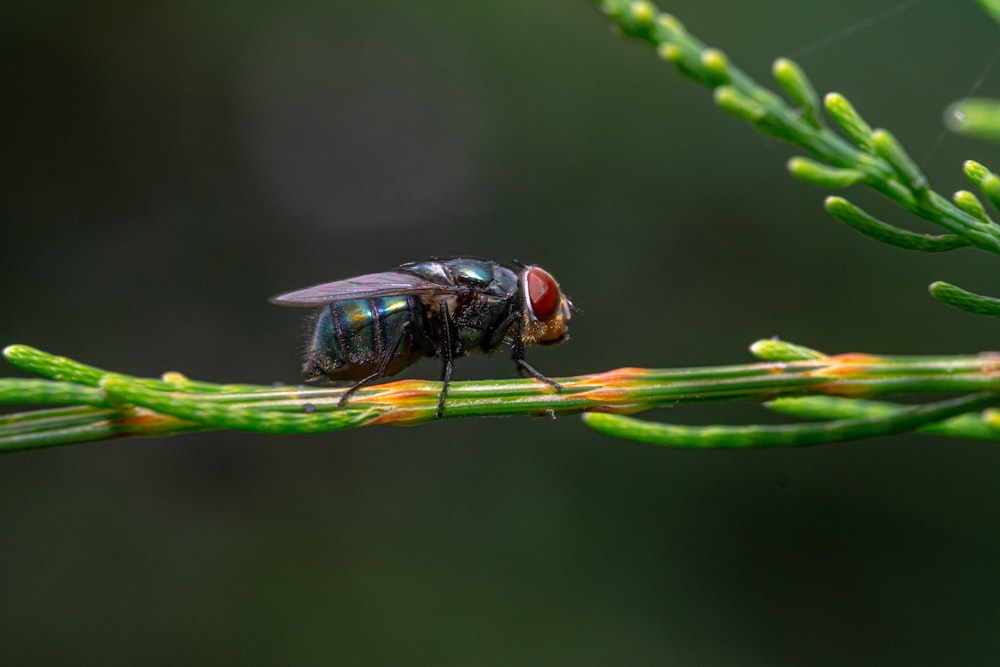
[269, 271, 462, 307]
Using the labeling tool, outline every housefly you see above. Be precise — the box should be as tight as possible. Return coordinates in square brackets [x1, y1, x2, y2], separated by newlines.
[270, 258, 573, 418]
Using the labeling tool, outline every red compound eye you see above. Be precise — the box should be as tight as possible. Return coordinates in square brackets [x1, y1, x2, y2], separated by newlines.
[525, 268, 560, 319]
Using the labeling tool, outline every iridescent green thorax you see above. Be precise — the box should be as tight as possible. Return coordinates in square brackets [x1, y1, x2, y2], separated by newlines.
[400, 259, 520, 354]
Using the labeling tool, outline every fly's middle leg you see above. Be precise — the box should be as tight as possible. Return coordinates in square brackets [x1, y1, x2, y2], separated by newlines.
[435, 299, 456, 419]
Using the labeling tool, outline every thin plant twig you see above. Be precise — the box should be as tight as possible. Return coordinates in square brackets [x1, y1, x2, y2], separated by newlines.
[2, 341, 1000, 452]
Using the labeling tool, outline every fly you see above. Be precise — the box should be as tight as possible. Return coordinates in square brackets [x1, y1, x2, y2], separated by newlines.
[270, 257, 573, 418]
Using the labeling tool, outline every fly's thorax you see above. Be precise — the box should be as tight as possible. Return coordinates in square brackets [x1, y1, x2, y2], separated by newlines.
[420, 294, 461, 317]
[417, 294, 464, 356]
[403, 258, 519, 297]
[459, 293, 512, 353]
[408, 261, 521, 356]
[418, 292, 513, 356]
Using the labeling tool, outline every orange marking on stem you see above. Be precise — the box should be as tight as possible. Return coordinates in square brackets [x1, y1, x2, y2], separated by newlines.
[102, 408, 183, 429]
[365, 379, 432, 393]
[807, 353, 881, 377]
[566, 367, 653, 389]
[828, 353, 881, 363]
[366, 405, 434, 426]
[579, 385, 646, 405]
[978, 353, 1000, 375]
[810, 382, 873, 398]
[115, 414, 168, 427]
[760, 362, 789, 373]
[356, 380, 438, 403]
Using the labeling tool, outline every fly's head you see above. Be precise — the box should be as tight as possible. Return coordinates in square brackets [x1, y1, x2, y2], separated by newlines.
[519, 266, 572, 346]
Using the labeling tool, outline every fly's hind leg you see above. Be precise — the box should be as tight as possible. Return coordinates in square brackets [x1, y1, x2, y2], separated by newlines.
[336, 320, 412, 409]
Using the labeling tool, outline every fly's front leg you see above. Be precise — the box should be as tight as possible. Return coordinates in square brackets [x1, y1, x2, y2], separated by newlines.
[510, 316, 561, 391]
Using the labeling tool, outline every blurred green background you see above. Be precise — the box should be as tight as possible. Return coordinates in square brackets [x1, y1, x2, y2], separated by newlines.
[3, 0, 1000, 664]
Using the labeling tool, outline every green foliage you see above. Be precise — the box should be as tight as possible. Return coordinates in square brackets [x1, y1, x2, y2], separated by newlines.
[823, 197, 969, 253]
[594, 0, 1000, 316]
[947, 98, 1000, 142]
[977, 0, 1000, 26]
[929, 281, 1000, 317]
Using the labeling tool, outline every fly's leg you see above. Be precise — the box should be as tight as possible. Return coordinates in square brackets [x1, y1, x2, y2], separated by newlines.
[510, 316, 561, 391]
[484, 310, 519, 351]
[436, 300, 455, 419]
[438, 360, 453, 419]
[515, 358, 561, 390]
[336, 320, 412, 408]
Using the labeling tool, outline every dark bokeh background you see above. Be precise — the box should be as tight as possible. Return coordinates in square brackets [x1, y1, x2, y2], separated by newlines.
[3, 0, 1000, 663]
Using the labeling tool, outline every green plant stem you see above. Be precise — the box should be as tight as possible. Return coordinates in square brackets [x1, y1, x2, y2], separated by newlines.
[583, 393, 1000, 448]
[978, 0, 1000, 25]
[3, 342, 1000, 452]
[766, 396, 1000, 440]
[928, 281, 1000, 316]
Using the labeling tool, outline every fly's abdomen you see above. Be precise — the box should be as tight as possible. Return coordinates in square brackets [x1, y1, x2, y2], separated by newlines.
[302, 296, 430, 381]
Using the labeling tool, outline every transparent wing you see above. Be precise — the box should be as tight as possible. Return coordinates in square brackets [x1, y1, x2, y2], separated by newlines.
[269, 271, 462, 307]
